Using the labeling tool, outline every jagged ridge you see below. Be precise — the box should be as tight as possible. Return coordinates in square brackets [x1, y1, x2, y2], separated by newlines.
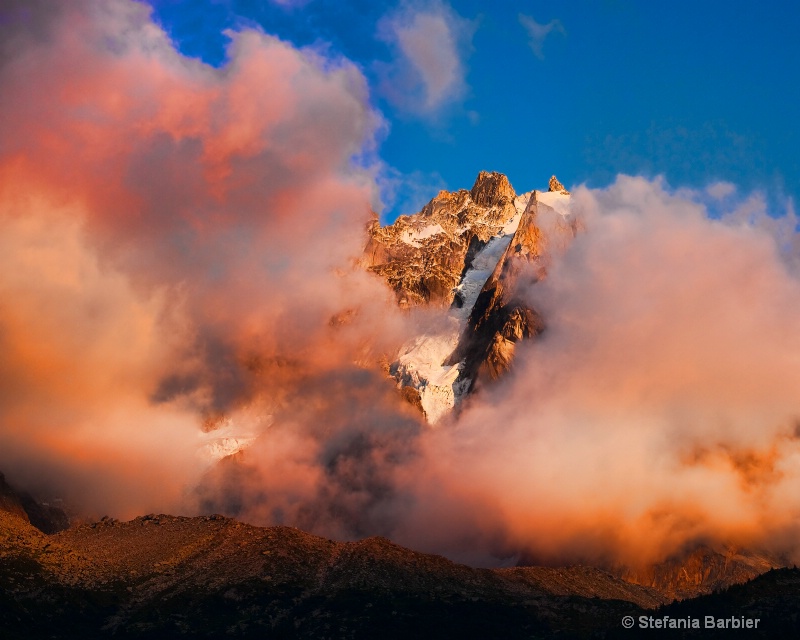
[363, 171, 518, 308]
[367, 172, 576, 422]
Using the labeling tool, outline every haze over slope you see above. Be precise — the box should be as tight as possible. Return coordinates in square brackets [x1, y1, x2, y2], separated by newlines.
[1, 0, 800, 572]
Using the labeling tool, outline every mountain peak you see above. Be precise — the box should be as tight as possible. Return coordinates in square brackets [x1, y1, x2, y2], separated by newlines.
[548, 175, 569, 194]
[470, 171, 515, 207]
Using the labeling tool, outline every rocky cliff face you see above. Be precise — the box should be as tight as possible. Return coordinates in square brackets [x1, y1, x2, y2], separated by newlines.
[617, 544, 782, 601]
[363, 171, 519, 308]
[367, 172, 577, 421]
[447, 192, 546, 390]
[450, 184, 582, 393]
[0, 471, 69, 534]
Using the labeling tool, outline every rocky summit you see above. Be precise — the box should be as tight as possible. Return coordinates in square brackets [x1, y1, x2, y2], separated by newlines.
[362, 171, 520, 309]
[366, 172, 578, 422]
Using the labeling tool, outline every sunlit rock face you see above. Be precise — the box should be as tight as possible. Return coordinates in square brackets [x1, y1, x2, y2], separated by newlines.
[548, 174, 569, 194]
[363, 171, 519, 309]
[451, 183, 581, 395]
[614, 544, 783, 601]
[366, 172, 577, 423]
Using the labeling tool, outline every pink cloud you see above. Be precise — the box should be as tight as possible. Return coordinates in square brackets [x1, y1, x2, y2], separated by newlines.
[0, 0, 412, 516]
[399, 177, 800, 566]
[376, 2, 474, 115]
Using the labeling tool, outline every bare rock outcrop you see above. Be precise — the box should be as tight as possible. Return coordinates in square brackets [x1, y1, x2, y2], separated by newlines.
[362, 171, 519, 308]
[548, 174, 569, 194]
[469, 170, 516, 207]
[447, 192, 546, 389]
[448, 187, 580, 392]
[617, 544, 783, 601]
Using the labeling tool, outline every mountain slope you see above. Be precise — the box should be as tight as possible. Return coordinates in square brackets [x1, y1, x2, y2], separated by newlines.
[1, 492, 667, 639]
[616, 543, 782, 601]
[0, 471, 70, 534]
[3, 489, 797, 639]
[653, 568, 800, 638]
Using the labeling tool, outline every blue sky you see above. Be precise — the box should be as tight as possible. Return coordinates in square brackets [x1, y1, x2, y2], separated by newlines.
[149, 0, 800, 220]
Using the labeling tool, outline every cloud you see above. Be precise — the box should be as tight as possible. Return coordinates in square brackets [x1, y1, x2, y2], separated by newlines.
[376, 2, 474, 115]
[398, 176, 800, 566]
[519, 13, 565, 60]
[193, 175, 800, 572]
[269, 0, 311, 7]
[0, 0, 417, 517]
[706, 181, 737, 199]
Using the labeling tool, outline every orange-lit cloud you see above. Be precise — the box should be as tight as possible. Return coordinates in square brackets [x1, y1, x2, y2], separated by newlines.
[396, 177, 800, 566]
[0, 0, 412, 517]
[194, 177, 800, 571]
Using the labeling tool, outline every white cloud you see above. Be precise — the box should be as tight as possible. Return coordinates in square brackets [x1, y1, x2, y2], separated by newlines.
[519, 13, 565, 60]
[377, 2, 474, 116]
[706, 181, 737, 200]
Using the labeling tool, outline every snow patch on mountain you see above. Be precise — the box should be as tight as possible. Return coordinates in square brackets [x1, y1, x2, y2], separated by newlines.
[197, 409, 272, 463]
[537, 190, 571, 218]
[452, 236, 511, 322]
[390, 325, 462, 424]
[536, 191, 576, 260]
[499, 190, 530, 236]
[389, 190, 545, 424]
